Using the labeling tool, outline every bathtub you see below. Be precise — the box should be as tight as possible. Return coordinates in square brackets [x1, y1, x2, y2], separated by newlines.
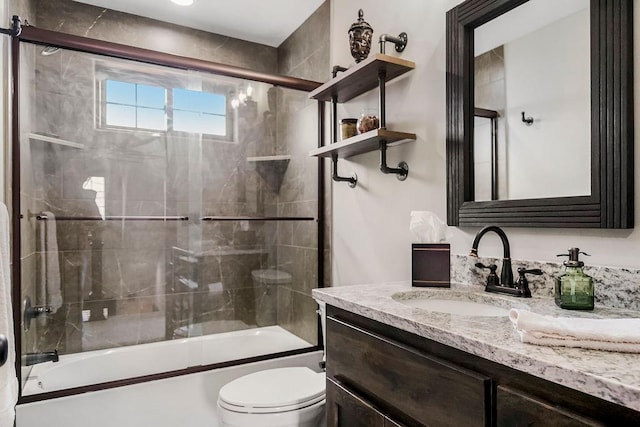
[23, 325, 313, 395]
[17, 351, 323, 427]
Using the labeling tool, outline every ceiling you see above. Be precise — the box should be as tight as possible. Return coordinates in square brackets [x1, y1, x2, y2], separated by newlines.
[72, 0, 325, 47]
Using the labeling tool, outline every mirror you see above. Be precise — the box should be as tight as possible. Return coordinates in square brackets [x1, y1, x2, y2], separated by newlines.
[473, 0, 590, 201]
[446, 0, 633, 228]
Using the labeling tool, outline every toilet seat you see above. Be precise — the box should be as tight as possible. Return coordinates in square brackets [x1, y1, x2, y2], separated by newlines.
[218, 367, 325, 414]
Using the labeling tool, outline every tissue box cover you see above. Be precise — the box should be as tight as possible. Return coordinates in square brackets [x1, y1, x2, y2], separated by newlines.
[412, 243, 450, 287]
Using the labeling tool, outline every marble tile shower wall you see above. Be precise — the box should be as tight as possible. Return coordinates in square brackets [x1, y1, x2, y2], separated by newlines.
[10, 0, 39, 386]
[28, 47, 290, 353]
[20, 46, 39, 380]
[15, 0, 326, 355]
[34, 0, 278, 73]
[273, 2, 329, 346]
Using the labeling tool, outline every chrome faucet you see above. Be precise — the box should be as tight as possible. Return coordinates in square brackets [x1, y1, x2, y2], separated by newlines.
[470, 226, 540, 298]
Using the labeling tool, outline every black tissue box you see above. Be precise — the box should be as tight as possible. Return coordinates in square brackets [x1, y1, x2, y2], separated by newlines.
[412, 243, 450, 287]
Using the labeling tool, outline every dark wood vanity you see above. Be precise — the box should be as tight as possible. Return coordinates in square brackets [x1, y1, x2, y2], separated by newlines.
[325, 305, 640, 427]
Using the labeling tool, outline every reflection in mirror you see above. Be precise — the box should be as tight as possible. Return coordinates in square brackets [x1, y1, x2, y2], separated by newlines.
[473, 109, 502, 201]
[473, 0, 590, 200]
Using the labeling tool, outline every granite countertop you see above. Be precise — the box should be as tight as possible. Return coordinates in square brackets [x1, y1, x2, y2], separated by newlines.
[312, 282, 640, 411]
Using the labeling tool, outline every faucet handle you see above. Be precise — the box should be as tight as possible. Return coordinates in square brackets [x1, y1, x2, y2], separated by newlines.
[515, 268, 543, 298]
[475, 263, 499, 286]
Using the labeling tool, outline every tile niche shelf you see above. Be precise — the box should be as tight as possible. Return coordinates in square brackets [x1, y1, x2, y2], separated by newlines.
[246, 155, 291, 193]
[308, 53, 416, 188]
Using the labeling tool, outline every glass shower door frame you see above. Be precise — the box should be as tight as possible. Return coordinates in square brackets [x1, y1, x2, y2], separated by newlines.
[8, 23, 326, 403]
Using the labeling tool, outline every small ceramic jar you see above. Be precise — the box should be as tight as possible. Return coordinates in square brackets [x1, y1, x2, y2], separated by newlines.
[340, 118, 358, 140]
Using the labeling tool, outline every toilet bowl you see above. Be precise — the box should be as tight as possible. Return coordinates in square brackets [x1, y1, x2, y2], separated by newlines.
[217, 367, 325, 427]
[217, 301, 327, 427]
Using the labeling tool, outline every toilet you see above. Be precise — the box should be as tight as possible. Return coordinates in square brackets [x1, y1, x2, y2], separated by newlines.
[251, 269, 292, 326]
[217, 302, 327, 427]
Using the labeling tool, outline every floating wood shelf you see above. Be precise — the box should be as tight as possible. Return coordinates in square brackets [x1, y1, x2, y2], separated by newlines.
[309, 129, 416, 159]
[309, 54, 415, 103]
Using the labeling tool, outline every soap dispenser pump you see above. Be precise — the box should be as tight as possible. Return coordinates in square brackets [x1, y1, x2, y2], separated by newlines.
[554, 248, 594, 310]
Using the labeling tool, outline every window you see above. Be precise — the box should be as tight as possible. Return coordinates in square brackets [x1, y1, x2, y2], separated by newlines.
[101, 77, 231, 139]
[105, 80, 167, 131]
[173, 88, 227, 135]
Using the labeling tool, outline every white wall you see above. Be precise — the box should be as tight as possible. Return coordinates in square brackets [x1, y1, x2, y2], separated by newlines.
[474, 0, 588, 56]
[330, 0, 640, 287]
[503, 9, 590, 199]
[0, 0, 7, 203]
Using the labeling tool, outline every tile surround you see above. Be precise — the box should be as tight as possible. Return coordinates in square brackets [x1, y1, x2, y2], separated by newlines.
[17, 0, 329, 358]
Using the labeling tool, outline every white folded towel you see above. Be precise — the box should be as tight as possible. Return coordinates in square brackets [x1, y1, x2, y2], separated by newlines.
[0, 202, 18, 426]
[509, 309, 640, 353]
[40, 211, 62, 313]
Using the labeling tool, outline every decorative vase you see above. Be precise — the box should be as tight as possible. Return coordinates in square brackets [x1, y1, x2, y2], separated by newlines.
[357, 113, 379, 134]
[348, 9, 373, 63]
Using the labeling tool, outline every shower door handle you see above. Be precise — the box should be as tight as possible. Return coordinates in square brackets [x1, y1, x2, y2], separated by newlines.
[0, 334, 7, 367]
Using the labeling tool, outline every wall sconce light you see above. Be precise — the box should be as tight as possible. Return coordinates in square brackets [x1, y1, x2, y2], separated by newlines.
[231, 84, 254, 109]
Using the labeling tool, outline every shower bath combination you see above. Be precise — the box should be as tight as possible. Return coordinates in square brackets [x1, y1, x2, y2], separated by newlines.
[5, 17, 326, 420]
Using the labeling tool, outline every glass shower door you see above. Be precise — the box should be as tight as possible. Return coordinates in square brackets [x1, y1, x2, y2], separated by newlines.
[18, 43, 320, 396]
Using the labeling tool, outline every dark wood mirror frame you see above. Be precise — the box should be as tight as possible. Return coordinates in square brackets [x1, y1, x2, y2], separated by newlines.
[446, 0, 633, 228]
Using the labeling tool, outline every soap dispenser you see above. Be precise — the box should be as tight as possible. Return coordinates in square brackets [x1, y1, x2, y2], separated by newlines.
[554, 248, 594, 310]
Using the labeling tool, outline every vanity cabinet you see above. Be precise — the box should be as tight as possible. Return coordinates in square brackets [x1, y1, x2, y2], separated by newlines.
[496, 386, 601, 427]
[325, 305, 640, 427]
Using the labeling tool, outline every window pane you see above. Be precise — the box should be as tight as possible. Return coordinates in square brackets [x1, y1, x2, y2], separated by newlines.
[174, 111, 226, 135]
[137, 107, 167, 130]
[106, 80, 135, 105]
[137, 84, 166, 109]
[106, 103, 136, 127]
[173, 88, 226, 115]
[202, 113, 226, 135]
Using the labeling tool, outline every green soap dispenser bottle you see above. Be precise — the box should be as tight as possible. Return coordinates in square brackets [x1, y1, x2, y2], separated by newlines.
[554, 248, 594, 310]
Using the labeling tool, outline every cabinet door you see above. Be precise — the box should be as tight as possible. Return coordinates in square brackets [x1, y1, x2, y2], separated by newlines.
[497, 385, 604, 427]
[327, 378, 385, 427]
[328, 316, 491, 426]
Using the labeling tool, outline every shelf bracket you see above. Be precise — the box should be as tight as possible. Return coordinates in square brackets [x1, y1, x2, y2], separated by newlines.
[379, 141, 408, 181]
[379, 32, 408, 54]
[332, 65, 348, 78]
[332, 155, 357, 188]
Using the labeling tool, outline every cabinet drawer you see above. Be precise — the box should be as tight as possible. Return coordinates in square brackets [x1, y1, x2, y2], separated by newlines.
[327, 316, 491, 426]
[497, 386, 603, 427]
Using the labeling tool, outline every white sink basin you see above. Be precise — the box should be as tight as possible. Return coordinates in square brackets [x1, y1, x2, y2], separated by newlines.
[392, 290, 521, 317]
[399, 298, 510, 317]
